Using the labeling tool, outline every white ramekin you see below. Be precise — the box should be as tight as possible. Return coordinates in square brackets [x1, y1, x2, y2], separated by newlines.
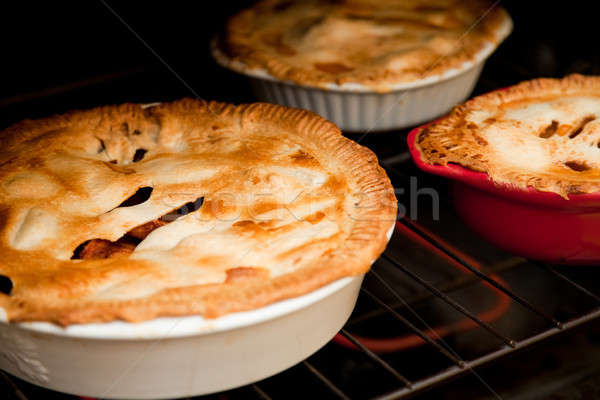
[212, 16, 512, 132]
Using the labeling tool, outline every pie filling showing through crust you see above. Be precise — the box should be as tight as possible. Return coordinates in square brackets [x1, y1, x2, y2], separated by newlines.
[415, 74, 600, 198]
[0, 100, 396, 325]
[220, 0, 512, 91]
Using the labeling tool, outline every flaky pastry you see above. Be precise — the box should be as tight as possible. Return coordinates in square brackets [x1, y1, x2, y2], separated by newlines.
[415, 74, 600, 197]
[218, 0, 512, 91]
[0, 100, 396, 325]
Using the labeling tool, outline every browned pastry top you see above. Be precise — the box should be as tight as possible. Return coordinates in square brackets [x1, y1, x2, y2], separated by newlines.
[0, 100, 396, 325]
[415, 75, 600, 197]
[218, 0, 512, 91]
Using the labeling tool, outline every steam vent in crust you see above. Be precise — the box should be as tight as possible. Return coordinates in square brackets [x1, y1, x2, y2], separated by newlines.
[218, 0, 512, 91]
[415, 75, 600, 198]
[0, 100, 396, 325]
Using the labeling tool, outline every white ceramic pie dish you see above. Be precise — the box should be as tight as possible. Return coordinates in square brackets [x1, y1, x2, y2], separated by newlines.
[0, 276, 362, 399]
[0, 226, 394, 399]
[212, 15, 512, 132]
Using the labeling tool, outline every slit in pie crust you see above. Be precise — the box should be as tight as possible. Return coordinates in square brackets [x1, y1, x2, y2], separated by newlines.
[0, 100, 396, 325]
[415, 74, 600, 198]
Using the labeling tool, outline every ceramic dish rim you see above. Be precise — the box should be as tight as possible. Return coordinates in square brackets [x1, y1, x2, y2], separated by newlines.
[407, 122, 600, 208]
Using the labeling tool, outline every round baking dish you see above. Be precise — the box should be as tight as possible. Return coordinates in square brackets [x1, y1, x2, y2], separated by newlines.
[0, 275, 361, 399]
[212, 15, 512, 132]
[408, 124, 600, 265]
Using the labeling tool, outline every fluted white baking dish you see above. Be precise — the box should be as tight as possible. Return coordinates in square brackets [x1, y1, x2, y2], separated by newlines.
[212, 15, 512, 132]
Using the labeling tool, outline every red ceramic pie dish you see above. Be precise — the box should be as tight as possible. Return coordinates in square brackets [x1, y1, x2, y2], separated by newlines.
[408, 123, 600, 265]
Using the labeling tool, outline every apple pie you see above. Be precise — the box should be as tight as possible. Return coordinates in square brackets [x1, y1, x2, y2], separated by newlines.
[0, 100, 396, 325]
[415, 74, 600, 198]
[218, 0, 512, 91]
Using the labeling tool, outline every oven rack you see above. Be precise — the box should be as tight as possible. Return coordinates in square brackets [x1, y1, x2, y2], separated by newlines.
[241, 215, 600, 400]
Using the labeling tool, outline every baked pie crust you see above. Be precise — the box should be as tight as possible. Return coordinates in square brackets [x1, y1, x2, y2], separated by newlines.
[0, 100, 396, 325]
[415, 74, 600, 197]
[219, 0, 512, 91]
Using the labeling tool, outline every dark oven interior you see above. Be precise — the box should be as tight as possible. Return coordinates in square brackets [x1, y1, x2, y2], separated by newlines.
[3, 1, 600, 399]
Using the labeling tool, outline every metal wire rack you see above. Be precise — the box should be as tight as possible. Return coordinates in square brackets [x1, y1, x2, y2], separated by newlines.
[193, 148, 600, 398]
[236, 197, 600, 400]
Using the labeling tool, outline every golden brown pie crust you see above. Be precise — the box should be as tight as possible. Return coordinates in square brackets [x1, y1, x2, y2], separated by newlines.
[0, 100, 396, 325]
[218, 0, 512, 91]
[415, 74, 600, 197]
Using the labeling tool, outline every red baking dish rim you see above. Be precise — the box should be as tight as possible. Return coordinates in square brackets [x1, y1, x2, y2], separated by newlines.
[407, 121, 600, 209]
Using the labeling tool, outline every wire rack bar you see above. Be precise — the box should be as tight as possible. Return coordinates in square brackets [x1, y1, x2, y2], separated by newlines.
[400, 219, 562, 329]
[361, 285, 466, 365]
[374, 307, 600, 400]
[349, 257, 524, 326]
[339, 329, 413, 387]
[1, 372, 28, 400]
[302, 361, 351, 400]
[535, 263, 600, 304]
[380, 152, 413, 166]
[381, 253, 516, 348]
[252, 384, 273, 400]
